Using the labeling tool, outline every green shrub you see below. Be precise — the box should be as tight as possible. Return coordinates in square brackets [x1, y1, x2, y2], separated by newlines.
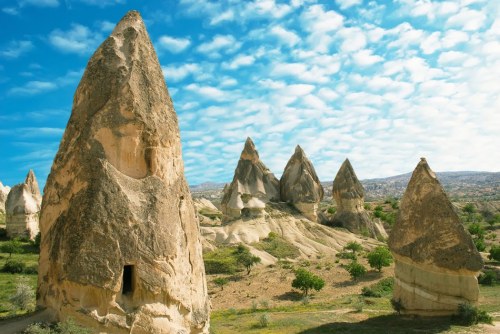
[489, 245, 500, 261]
[0, 228, 7, 239]
[367, 246, 393, 272]
[258, 313, 270, 328]
[343, 241, 363, 254]
[10, 277, 35, 311]
[364, 203, 371, 210]
[266, 232, 279, 240]
[2, 259, 26, 273]
[327, 207, 336, 214]
[33, 232, 41, 251]
[474, 238, 486, 252]
[455, 303, 492, 326]
[468, 223, 485, 238]
[361, 277, 394, 297]
[345, 261, 366, 280]
[253, 235, 300, 259]
[291, 268, 325, 296]
[24, 265, 38, 275]
[463, 203, 476, 214]
[0, 239, 23, 257]
[478, 270, 497, 286]
[24, 323, 53, 334]
[204, 258, 237, 274]
[336, 251, 357, 260]
[213, 277, 229, 290]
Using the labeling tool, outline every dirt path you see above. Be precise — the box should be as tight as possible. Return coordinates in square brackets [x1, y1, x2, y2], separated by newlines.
[0, 309, 52, 334]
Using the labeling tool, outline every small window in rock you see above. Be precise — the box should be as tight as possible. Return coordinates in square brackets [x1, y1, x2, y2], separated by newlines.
[122, 265, 134, 295]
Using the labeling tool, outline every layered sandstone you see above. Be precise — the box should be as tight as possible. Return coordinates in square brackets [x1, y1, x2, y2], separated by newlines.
[37, 11, 209, 333]
[221, 138, 279, 218]
[388, 158, 483, 315]
[331, 159, 386, 239]
[5, 170, 42, 239]
[280, 145, 324, 221]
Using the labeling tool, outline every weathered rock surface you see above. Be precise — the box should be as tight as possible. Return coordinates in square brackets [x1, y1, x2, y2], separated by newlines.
[37, 11, 209, 334]
[0, 181, 10, 214]
[221, 138, 279, 218]
[331, 159, 386, 239]
[193, 198, 222, 226]
[388, 158, 483, 316]
[280, 145, 324, 221]
[5, 170, 42, 239]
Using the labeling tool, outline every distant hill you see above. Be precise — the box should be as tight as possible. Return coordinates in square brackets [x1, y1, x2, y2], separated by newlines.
[191, 171, 500, 201]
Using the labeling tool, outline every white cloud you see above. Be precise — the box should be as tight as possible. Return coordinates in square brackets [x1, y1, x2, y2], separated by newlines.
[301, 4, 344, 33]
[441, 30, 469, 48]
[49, 24, 102, 55]
[20, 0, 59, 7]
[339, 27, 367, 52]
[76, 0, 125, 7]
[98, 20, 116, 32]
[210, 9, 234, 25]
[162, 64, 200, 82]
[270, 26, 300, 47]
[185, 84, 228, 101]
[197, 35, 242, 57]
[242, 0, 292, 20]
[335, 0, 362, 10]
[446, 8, 486, 31]
[8, 81, 57, 95]
[352, 49, 384, 66]
[0, 40, 33, 58]
[223, 54, 255, 70]
[157, 35, 191, 53]
[2, 7, 19, 15]
[437, 51, 469, 66]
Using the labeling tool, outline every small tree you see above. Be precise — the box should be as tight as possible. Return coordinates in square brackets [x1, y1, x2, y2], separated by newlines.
[291, 268, 325, 296]
[345, 261, 366, 280]
[463, 203, 476, 214]
[0, 239, 23, 258]
[9, 277, 35, 311]
[233, 244, 261, 274]
[213, 277, 229, 291]
[468, 223, 485, 238]
[344, 241, 363, 256]
[367, 246, 393, 272]
[488, 245, 500, 262]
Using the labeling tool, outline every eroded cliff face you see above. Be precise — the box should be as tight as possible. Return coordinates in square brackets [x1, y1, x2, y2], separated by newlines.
[37, 11, 209, 333]
[388, 158, 483, 315]
[331, 159, 386, 239]
[5, 170, 41, 240]
[280, 145, 323, 221]
[1, 182, 11, 214]
[221, 138, 279, 218]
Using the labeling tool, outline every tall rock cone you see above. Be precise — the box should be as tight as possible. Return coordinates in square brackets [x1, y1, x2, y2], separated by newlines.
[5, 169, 42, 240]
[331, 159, 386, 239]
[280, 145, 324, 221]
[388, 158, 483, 315]
[37, 11, 209, 333]
[221, 137, 279, 218]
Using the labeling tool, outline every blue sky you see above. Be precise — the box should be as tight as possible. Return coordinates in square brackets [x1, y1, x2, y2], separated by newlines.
[0, 0, 499, 190]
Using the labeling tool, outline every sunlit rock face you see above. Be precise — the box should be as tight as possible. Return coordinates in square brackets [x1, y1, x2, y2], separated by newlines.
[37, 11, 209, 334]
[5, 170, 42, 240]
[388, 158, 483, 316]
[331, 159, 386, 239]
[280, 145, 324, 221]
[221, 137, 280, 218]
[0, 181, 11, 214]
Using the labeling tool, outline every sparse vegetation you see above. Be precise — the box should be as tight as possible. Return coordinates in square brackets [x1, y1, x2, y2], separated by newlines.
[213, 277, 229, 291]
[203, 247, 239, 274]
[478, 270, 497, 286]
[258, 313, 270, 328]
[367, 246, 393, 272]
[454, 302, 492, 326]
[488, 244, 500, 261]
[0, 239, 23, 258]
[253, 233, 300, 259]
[343, 241, 363, 256]
[234, 244, 261, 275]
[9, 277, 35, 311]
[361, 277, 394, 298]
[24, 318, 92, 334]
[291, 268, 325, 296]
[2, 259, 26, 274]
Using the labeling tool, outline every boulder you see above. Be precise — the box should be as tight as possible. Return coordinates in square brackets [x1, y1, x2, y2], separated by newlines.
[331, 159, 386, 239]
[5, 170, 42, 239]
[388, 158, 483, 315]
[37, 11, 209, 333]
[221, 137, 279, 218]
[280, 145, 324, 221]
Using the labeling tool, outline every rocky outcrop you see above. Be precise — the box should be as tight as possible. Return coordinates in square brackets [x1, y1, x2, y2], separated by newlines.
[0, 181, 10, 214]
[221, 137, 279, 218]
[388, 158, 483, 316]
[193, 198, 222, 226]
[331, 159, 386, 239]
[280, 145, 324, 221]
[37, 11, 209, 333]
[5, 170, 42, 239]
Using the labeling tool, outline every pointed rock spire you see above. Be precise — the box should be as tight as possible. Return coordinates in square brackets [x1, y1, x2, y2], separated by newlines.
[280, 145, 323, 221]
[5, 170, 41, 240]
[331, 159, 386, 239]
[221, 138, 279, 218]
[0, 181, 11, 214]
[37, 11, 209, 333]
[388, 158, 482, 315]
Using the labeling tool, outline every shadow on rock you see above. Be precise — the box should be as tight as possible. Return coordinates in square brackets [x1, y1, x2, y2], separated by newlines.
[296, 314, 453, 334]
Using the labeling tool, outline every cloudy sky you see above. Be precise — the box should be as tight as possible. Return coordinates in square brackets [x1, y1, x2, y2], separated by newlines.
[0, 0, 499, 190]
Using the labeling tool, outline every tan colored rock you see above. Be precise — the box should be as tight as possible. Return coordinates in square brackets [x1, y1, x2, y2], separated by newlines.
[0, 181, 11, 214]
[37, 11, 209, 334]
[221, 138, 279, 218]
[5, 170, 42, 239]
[193, 198, 222, 226]
[388, 158, 483, 316]
[331, 159, 386, 239]
[280, 145, 324, 221]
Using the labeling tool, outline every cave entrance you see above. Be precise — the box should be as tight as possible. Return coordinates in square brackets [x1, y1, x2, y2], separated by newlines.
[122, 265, 134, 295]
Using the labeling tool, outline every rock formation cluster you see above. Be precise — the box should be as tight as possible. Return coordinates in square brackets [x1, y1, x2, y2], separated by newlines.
[280, 145, 324, 221]
[37, 11, 209, 333]
[0, 181, 10, 214]
[5, 170, 42, 239]
[221, 137, 280, 218]
[388, 158, 483, 315]
[331, 159, 386, 239]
